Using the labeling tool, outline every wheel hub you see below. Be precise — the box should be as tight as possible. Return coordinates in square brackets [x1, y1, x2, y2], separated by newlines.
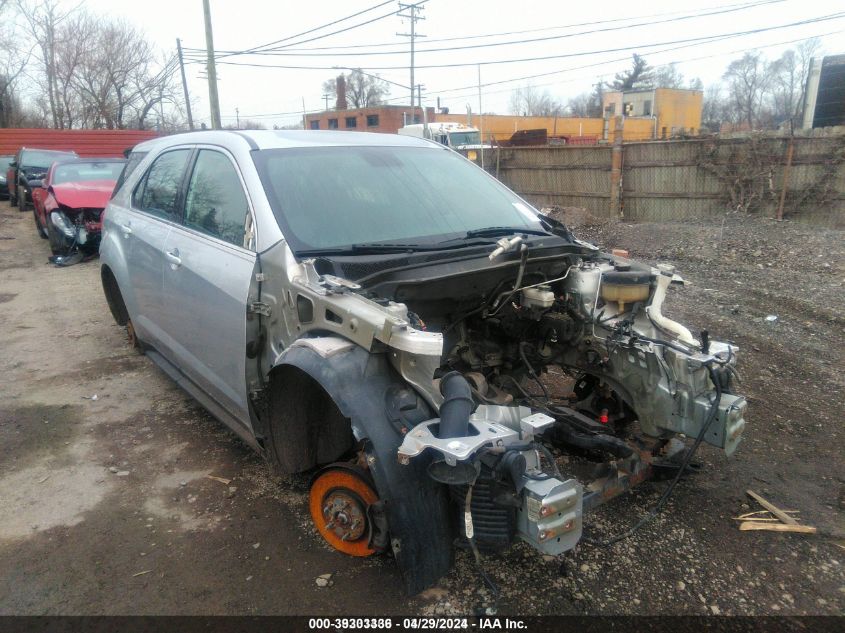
[308, 464, 380, 557]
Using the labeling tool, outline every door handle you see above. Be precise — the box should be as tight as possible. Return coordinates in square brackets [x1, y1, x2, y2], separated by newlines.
[164, 248, 182, 268]
[120, 223, 132, 236]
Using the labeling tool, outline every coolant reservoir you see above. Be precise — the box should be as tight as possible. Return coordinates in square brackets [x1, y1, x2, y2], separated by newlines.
[601, 270, 652, 313]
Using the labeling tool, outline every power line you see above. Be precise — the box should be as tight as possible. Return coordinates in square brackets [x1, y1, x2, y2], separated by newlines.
[221, 1, 427, 60]
[188, 13, 845, 71]
[396, 1, 425, 107]
[184, 0, 782, 57]
[215, 0, 396, 59]
[189, 0, 786, 59]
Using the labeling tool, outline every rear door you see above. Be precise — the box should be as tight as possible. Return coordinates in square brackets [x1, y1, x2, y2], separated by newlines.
[123, 147, 193, 351]
[159, 147, 257, 428]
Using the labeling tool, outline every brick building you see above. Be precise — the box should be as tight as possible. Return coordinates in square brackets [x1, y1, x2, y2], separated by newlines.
[305, 105, 436, 134]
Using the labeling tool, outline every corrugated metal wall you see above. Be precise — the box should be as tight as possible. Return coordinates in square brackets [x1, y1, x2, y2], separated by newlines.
[0, 129, 160, 157]
[492, 137, 845, 228]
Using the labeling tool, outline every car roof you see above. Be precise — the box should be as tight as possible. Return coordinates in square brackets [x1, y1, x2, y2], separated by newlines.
[52, 157, 126, 165]
[21, 147, 77, 154]
[132, 129, 439, 152]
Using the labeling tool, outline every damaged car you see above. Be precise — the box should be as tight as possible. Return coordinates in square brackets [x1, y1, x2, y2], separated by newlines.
[31, 157, 126, 256]
[99, 131, 746, 595]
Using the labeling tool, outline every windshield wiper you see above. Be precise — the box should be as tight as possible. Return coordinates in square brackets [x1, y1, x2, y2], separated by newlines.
[296, 238, 505, 258]
[438, 226, 552, 244]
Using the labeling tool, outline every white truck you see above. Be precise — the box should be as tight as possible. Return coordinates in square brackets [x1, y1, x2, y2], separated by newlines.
[397, 122, 485, 150]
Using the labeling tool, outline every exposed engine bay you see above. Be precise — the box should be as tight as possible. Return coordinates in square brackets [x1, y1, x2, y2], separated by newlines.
[258, 223, 747, 572]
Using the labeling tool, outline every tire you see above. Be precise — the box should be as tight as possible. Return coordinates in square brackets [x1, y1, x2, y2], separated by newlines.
[9, 183, 17, 207]
[33, 207, 48, 239]
[45, 212, 67, 255]
[17, 185, 26, 211]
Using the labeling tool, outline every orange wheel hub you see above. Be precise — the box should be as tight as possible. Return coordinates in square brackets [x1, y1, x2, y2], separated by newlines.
[309, 466, 379, 557]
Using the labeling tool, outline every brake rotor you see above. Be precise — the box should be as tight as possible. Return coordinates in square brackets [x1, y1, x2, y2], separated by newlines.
[309, 464, 379, 557]
[126, 319, 139, 349]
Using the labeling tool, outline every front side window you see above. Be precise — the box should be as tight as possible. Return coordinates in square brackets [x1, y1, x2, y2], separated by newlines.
[183, 150, 249, 248]
[135, 149, 191, 220]
[253, 145, 540, 252]
[113, 151, 147, 198]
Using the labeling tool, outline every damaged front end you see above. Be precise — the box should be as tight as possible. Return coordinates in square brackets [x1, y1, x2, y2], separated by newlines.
[49, 206, 103, 265]
[253, 227, 746, 591]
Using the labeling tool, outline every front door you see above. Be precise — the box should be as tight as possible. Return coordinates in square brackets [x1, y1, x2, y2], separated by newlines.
[124, 148, 193, 350]
[159, 148, 257, 428]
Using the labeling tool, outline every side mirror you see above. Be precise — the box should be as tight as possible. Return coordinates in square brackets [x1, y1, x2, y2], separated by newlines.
[9, 161, 17, 168]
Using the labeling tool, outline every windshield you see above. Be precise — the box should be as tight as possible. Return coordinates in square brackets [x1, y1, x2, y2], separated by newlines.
[53, 161, 125, 185]
[253, 145, 542, 252]
[23, 150, 75, 170]
[448, 131, 481, 147]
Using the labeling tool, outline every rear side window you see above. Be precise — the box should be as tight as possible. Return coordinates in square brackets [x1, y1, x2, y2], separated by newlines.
[183, 149, 250, 248]
[112, 151, 147, 198]
[134, 149, 191, 220]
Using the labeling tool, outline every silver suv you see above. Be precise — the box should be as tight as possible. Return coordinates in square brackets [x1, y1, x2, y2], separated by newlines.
[100, 130, 746, 595]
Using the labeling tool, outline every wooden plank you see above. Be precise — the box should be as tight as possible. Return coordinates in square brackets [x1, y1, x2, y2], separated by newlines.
[739, 522, 816, 534]
[746, 489, 798, 525]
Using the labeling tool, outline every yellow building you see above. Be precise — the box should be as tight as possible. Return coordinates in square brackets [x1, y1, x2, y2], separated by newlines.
[601, 88, 703, 139]
[432, 113, 656, 144]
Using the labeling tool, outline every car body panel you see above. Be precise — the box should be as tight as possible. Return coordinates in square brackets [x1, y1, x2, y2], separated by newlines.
[159, 226, 257, 428]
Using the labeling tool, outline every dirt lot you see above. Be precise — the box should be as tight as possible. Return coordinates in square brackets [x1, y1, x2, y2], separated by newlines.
[0, 201, 843, 616]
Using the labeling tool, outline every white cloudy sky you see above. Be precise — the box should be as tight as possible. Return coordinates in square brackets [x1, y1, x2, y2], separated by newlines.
[85, 0, 844, 128]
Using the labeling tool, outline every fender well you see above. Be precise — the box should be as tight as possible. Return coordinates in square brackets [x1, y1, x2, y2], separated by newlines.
[269, 339, 453, 595]
[101, 265, 129, 326]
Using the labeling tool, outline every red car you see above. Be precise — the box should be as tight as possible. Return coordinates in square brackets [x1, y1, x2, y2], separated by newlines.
[32, 158, 126, 255]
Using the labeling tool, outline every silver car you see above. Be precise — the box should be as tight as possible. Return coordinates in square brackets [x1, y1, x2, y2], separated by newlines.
[100, 130, 746, 596]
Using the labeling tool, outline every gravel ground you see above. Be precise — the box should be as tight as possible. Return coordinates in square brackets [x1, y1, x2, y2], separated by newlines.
[0, 201, 843, 616]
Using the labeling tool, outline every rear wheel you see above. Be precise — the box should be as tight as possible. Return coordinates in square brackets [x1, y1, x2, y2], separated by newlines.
[17, 185, 26, 210]
[309, 464, 380, 557]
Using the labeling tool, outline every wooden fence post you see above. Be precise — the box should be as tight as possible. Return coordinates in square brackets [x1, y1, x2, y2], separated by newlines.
[776, 135, 794, 221]
[609, 115, 624, 218]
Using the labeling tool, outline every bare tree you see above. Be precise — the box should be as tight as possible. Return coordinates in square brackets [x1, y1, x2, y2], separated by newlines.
[509, 84, 563, 116]
[11, 0, 184, 129]
[322, 69, 389, 109]
[566, 92, 600, 117]
[653, 63, 685, 89]
[701, 84, 731, 132]
[16, 0, 78, 128]
[723, 52, 770, 130]
[0, 1, 32, 126]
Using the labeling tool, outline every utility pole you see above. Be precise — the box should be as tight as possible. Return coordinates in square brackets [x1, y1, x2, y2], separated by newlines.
[322, 93, 331, 111]
[302, 96, 307, 129]
[235, 107, 240, 129]
[478, 64, 484, 169]
[202, 0, 222, 130]
[397, 2, 426, 110]
[176, 38, 194, 130]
